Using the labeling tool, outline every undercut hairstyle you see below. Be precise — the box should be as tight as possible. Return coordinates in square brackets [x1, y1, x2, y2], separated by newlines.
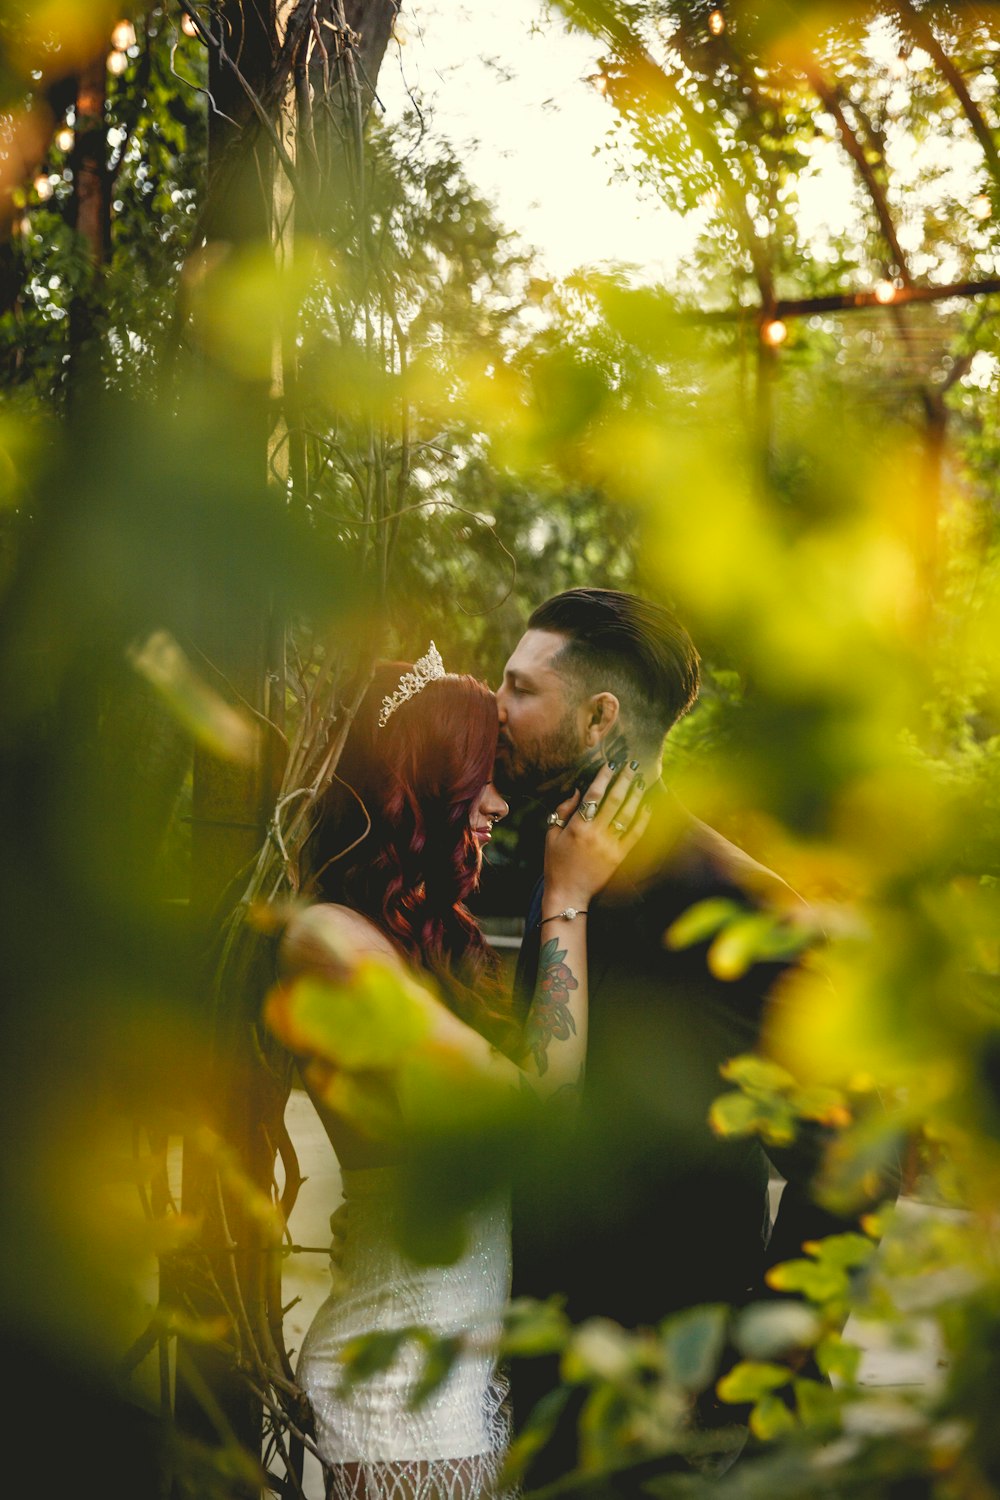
[306, 664, 517, 1055]
[528, 588, 701, 757]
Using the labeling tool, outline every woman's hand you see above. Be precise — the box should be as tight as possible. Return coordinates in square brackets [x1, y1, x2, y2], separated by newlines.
[542, 760, 651, 910]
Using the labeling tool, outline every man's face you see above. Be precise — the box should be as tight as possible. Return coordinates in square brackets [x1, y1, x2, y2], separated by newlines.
[494, 629, 592, 800]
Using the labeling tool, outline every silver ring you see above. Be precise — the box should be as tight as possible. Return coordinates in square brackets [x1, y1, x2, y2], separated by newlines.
[611, 820, 626, 834]
[580, 800, 599, 822]
[546, 812, 566, 828]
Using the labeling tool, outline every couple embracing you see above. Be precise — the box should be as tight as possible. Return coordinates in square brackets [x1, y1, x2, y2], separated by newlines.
[278, 589, 852, 1499]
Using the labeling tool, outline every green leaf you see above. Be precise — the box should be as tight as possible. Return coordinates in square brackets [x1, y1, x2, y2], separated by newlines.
[285, 967, 432, 1071]
[338, 1328, 413, 1386]
[759, 1104, 799, 1147]
[499, 1386, 572, 1488]
[157, 1308, 232, 1346]
[790, 1085, 850, 1126]
[815, 1331, 861, 1384]
[562, 1318, 636, 1385]
[733, 1301, 821, 1360]
[752, 922, 814, 961]
[716, 1360, 791, 1404]
[664, 898, 744, 951]
[765, 1259, 851, 1304]
[794, 1377, 845, 1431]
[805, 1233, 877, 1271]
[129, 629, 258, 762]
[579, 1381, 630, 1472]
[408, 1334, 462, 1410]
[709, 914, 784, 980]
[709, 1090, 764, 1138]
[720, 1054, 796, 1095]
[501, 1297, 571, 1358]
[660, 1304, 729, 1394]
[750, 1391, 797, 1440]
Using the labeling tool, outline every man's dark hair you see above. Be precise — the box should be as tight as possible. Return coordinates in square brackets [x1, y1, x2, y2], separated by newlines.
[528, 588, 700, 756]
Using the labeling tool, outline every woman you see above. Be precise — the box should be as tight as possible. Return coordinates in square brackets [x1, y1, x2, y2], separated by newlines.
[278, 646, 647, 1500]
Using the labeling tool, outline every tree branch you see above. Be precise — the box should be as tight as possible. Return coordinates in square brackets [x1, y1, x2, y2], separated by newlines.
[805, 70, 912, 285]
[894, 0, 1000, 187]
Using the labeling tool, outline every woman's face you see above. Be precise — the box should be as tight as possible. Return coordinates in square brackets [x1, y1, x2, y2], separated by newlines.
[469, 780, 509, 851]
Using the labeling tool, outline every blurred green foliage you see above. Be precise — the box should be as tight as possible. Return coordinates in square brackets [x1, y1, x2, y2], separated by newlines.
[2, 0, 1000, 1496]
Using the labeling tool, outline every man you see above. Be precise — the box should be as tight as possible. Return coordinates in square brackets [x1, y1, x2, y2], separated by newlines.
[493, 588, 890, 1477]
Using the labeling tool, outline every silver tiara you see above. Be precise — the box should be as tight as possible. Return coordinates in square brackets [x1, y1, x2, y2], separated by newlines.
[378, 642, 446, 728]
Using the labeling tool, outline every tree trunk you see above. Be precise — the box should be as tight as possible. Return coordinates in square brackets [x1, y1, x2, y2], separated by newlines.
[68, 55, 110, 378]
[177, 0, 281, 1465]
[177, 2, 398, 1481]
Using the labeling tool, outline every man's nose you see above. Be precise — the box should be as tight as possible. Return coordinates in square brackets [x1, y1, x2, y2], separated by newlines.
[495, 688, 508, 723]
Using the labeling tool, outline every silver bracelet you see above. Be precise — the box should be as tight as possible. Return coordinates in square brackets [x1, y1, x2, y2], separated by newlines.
[540, 907, 588, 925]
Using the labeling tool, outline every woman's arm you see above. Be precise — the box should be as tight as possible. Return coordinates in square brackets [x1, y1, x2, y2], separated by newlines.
[271, 763, 648, 1124]
[518, 759, 647, 1100]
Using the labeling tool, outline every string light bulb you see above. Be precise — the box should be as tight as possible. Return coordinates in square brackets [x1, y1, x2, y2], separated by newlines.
[874, 280, 897, 304]
[180, 12, 199, 37]
[55, 126, 74, 153]
[971, 194, 991, 221]
[761, 317, 787, 347]
[708, 8, 726, 36]
[107, 48, 128, 75]
[33, 173, 53, 201]
[588, 71, 610, 96]
[889, 52, 909, 79]
[112, 19, 136, 50]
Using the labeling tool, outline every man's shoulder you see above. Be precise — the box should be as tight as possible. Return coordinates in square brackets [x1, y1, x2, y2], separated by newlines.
[675, 815, 807, 915]
[624, 792, 808, 923]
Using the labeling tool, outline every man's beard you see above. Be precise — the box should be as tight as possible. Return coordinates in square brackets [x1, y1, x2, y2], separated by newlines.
[494, 712, 598, 807]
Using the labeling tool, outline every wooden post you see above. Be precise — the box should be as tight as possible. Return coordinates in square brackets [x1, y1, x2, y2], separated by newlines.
[67, 54, 110, 378]
[178, 0, 281, 1465]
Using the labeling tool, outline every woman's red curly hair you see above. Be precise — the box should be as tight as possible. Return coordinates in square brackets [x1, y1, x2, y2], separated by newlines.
[308, 662, 515, 1054]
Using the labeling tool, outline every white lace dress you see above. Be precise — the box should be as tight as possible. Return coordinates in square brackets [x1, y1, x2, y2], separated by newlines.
[297, 1166, 512, 1500]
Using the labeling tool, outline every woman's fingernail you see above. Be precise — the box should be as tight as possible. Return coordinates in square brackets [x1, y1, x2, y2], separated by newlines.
[636, 775, 645, 790]
[608, 760, 618, 771]
[629, 760, 639, 772]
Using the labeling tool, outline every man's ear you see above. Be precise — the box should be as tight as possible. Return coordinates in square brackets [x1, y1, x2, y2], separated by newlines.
[583, 692, 620, 747]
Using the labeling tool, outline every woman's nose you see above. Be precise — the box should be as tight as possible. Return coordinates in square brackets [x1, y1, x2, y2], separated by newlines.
[487, 785, 508, 819]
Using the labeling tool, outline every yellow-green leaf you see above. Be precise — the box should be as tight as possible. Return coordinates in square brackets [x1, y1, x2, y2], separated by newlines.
[270, 966, 432, 1071]
[502, 1297, 571, 1358]
[500, 1387, 572, 1487]
[716, 1360, 791, 1404]
[664, 898, 744, 951]
[339, 1328, 412, 1386]
[794, 1376, 845, 1430]
[709, 914, 779, 979]
[765, 1258, 851, 1303]
[720, 1054, 797, 1095]
[709, 1091, 763, 1138]
[805, 1232, 876, 1271]
[750, 1391, 798, 1440]
[816, 1332, 862, 1383]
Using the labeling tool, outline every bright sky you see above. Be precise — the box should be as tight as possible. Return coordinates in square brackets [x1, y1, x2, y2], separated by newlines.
[380, 0, 705, 281]
[379, 5, 990, 291]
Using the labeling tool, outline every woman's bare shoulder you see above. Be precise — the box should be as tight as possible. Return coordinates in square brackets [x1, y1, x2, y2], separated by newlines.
[279, 902, 401, 976]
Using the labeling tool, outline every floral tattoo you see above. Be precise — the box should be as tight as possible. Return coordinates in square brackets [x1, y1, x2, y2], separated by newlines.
[524, 937, 578, 1075]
